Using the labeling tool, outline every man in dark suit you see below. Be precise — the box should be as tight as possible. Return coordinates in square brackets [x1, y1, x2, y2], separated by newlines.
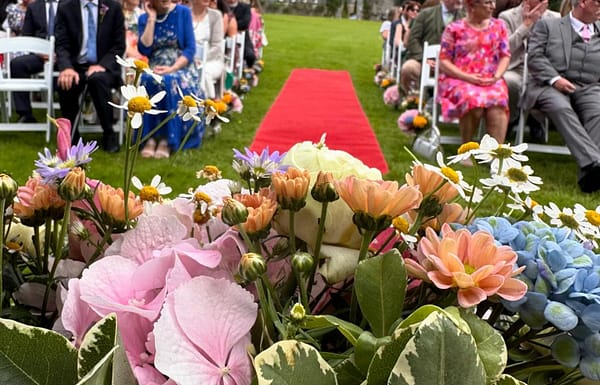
[10, 0, 57, 123]
[226, 0, 255, 68]
[399, 0, 463, 94]
[55, 0, 125, 152]
[523, 0, 600, 193]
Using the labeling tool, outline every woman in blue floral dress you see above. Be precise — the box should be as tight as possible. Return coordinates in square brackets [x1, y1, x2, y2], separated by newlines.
[138, 0, 204, 158]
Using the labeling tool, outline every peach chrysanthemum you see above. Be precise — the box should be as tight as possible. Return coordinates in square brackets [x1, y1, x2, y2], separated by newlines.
[406, 223, 527, 308]
[335, 176, 422, 220]
[97, 184, 143, 226]
[235, 189, 277, 237]
[14, 176, 66, 225]
[406, 163, 458, 204]
[272, 167, 311, 211]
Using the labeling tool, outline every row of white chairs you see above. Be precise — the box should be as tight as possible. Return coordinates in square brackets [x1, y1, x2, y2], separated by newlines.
[416, 41, 570, 155]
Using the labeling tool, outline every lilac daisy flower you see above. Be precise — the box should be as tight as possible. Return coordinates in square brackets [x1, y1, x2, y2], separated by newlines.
[34, 139, 98, 184]
[232, 147, 288, 179]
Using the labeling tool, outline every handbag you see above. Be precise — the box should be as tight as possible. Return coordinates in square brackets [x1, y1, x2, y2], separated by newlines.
[412, 125, 441, 160]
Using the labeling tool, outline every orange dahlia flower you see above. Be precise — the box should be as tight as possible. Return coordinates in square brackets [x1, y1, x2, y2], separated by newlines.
[406, 223, 527, 308]
[14, 176, 66, 224]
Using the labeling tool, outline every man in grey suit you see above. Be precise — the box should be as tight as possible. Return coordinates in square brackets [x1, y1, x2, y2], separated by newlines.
[399, 0, 463, 94]
[523, 0, 600, 193]
[499, 0, 559, 141]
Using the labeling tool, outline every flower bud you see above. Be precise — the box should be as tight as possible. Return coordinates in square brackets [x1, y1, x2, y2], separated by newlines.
[222, 198, 248, 226]
[291, 251, 314, 273]
[290, 303, 306, 322]
[418, 195, 443, 219]
[353, 211, 392, 233]
[0, 173, 18, 201]
[311, 171, 339, 203]
[58, 167, 87, 201]
[239, 252, 267, 282]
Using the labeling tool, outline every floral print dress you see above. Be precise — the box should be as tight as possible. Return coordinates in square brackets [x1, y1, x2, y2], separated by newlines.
[437, 18, 510, 120]
[140, 6, 203, 150]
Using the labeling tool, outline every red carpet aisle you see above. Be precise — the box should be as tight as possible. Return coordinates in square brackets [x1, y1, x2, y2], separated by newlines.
[250, 69, 389, 173]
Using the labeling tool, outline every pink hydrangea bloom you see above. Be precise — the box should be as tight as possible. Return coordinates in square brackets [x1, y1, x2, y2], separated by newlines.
[154, 276, 257, 385]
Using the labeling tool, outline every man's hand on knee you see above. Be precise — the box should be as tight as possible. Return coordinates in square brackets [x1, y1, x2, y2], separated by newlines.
[86, 65, 106, 78]
[58, 68, 79, 90]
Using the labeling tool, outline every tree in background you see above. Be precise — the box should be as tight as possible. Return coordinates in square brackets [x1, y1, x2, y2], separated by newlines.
[342, 0, 349, 18]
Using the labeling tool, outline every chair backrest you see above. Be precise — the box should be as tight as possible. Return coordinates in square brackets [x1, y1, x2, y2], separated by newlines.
[418, 42, 440, 115]
[224, 36, 235, 74]
[0, 36, 55, 83]
[235, 31, 246, 80]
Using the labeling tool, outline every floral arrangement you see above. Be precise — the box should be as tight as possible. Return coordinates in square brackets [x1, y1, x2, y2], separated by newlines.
[398, 92, 422, 112]
[3, 67, 600, 385]
[383, 84, 400, 107]
[374, 69, 395, 89]
[397, 108, 431, 135]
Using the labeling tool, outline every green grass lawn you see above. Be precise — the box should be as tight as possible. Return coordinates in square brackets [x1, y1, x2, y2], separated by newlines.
[0, 14, 597, 212]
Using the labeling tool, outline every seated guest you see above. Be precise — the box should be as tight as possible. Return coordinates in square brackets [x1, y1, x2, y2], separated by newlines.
[400, 0, 464, 94]
[523, 0, 600, 193]
[211, 0, 236, 38]
[122, 0, 145, 60]
[438, 0, 511, 145]
[138, 0, 202, 158]
[248, 0, 266, 58]
[3, 0, 30, 35]
[379, 7, 399, 42]
[499, 0, 559, 142]
[190, 0, 224, 98]
[55, 0, 125, 153]
[225, 0, 254, 67]
[389, 1, 420, 55]
[10, 0, 56, 123]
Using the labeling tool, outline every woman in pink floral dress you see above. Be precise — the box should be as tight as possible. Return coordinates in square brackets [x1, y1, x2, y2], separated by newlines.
[438, 0, 511, 144]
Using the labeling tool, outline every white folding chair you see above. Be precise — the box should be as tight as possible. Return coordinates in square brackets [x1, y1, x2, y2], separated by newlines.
[515, 51, 570, 155]
[235, 31, 246, 81]
[224, 36, 235, 75]
[0, 36, 55, 142]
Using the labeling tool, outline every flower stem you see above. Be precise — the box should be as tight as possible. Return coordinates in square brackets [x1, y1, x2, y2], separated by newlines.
[349, 229, 375, 324]
[307, 201, 329, 308]
[236, 225, 256, 253]
[0, 198, 5, 312]
[288, 210, 296, 254]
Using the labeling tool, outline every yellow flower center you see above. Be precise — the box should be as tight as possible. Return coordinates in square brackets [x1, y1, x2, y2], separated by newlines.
[392, 216, 409, 233]
[182, 95, 197, 108]
[585, 210, 600, 226]
[494, 145, 514, 159]
[194, 191, 212, 204]
[464, 263, 476, 275]
[441, 166, 460, 184]
[128, 96, 152, 113]
[558, 213, 579, 230]
[139, 186, 160, 202]
[506, 168, 528, 183]
[203, 165, 220, 175]
[133, 59, 149, 70]
[457, 142, 479, 154]
[530, 199, 539, 207]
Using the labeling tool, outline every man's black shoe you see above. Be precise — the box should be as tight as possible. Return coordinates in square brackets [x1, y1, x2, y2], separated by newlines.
[578, 161, 600, 193]
[102, 133, 120, 153]
[17, 115, 37, 123]
[527, 117, 546, 144]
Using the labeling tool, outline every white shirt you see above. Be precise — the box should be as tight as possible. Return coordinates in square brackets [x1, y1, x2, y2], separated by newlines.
[79, 0, 98, 63]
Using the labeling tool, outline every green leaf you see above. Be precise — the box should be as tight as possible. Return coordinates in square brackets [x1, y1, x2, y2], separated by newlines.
[302, 315, 364, 346]
[397, 305, 443, 329]
[254, 340, 338, 385]
[354, 331, 391, 375]
[355, 250, 406, 338]
[77, 313, 136, 385]
[388, 312, 486, 385]
[0, 318, 78, 385]
[490, 374, 527, 385]
[333, 358, 364, 385]
[366, 324, 418, 385]
[459, 308, 507, 380]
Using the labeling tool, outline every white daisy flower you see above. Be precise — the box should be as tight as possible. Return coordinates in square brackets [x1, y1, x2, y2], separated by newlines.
[176, 86, 203, 122]
[115, 55, 162, 83]
[109, 85, 167, 129]
[475, 134, 528, 172]
[544, 202, 594, 241]
[447, 141, 482, 165]
[202, 99, 230, 124]
[507, 195, 544, 219]
[131, 175, 172, 203]
[574, 203, 600, 238]
[481, 164, 542, 194]
[424, 152, 471, 199]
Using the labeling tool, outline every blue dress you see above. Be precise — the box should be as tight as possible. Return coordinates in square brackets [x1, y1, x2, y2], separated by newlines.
[138, 5, 204, 150]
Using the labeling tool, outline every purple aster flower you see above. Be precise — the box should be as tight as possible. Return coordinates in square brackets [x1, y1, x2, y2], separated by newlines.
[34, 139, 98, 184]
[232, 147, 288, 179]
